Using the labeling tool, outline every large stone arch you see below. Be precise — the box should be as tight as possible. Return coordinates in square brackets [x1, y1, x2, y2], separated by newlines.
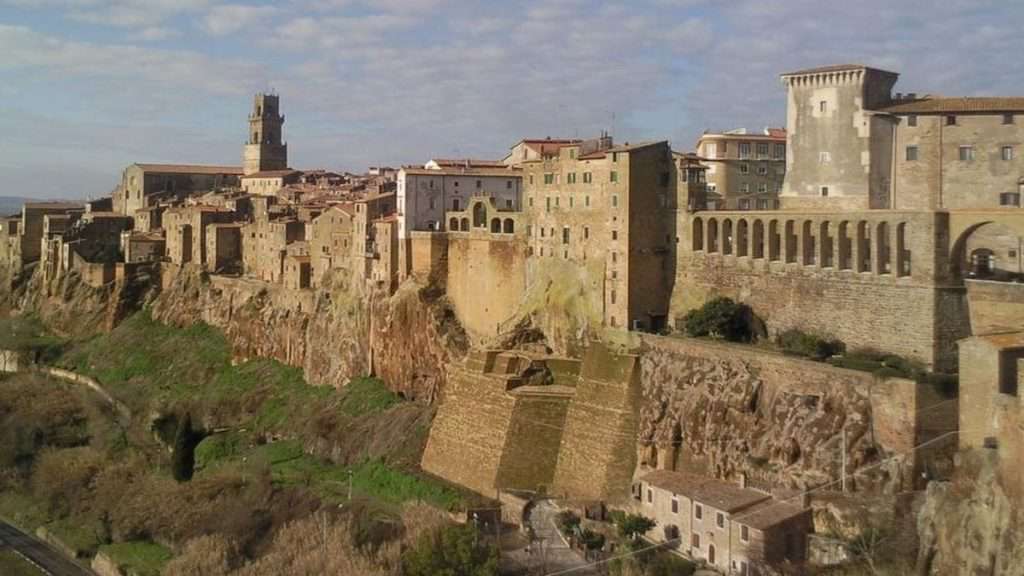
[952, 221, 1024, 281]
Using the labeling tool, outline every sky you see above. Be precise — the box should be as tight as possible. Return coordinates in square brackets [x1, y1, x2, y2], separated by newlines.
[2, 0, 1023, 199]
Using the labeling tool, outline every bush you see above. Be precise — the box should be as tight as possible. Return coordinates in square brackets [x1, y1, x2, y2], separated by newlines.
[579, 528, 605, 551]
[402, 524, 498, 576]
[776, 329, 845, 360]
[555, 510, 581, 536]
[614, 513, 656, 541]
[681, 297, 752, 342]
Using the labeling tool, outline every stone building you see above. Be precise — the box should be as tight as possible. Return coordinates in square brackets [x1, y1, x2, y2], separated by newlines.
[241, 169, 302, 196]
[205, 222, 244, 274]
[163, 205, 237, 267]
[370, 215, 399, 294]
[503, 137, 586, 166]
[696, 129, 786, 210]
[115, 164, 242, 216]
[243, 93, 288, 176]
[522, 137, 676, 331]
[308, 204, 354, 287]
[636, 470, 811, 576]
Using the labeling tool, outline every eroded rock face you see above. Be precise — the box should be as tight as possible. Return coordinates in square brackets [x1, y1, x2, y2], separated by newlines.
[637, 337, 898, 492]
[916, 450, 1023, 576]
[150, 266, 467, 400]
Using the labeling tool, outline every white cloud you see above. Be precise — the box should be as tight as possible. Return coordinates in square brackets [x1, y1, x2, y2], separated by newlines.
[201, 4, 278, 36]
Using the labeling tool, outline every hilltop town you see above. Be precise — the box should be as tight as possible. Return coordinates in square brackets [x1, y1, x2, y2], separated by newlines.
[1, 63, 1022, 575]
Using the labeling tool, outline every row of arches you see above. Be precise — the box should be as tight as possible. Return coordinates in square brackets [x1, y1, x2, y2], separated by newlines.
[447, 216, 515, 234]
[692, 216, 912, 276]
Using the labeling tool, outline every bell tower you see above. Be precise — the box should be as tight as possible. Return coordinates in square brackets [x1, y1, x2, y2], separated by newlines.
[243, 93, 288, 175]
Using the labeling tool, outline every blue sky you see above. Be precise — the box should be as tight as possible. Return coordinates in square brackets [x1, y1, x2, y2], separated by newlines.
[2, 0, 1023, 199]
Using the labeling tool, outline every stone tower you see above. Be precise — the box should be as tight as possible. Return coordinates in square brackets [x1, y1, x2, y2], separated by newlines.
[243, 93, 288, 176]
[779, 65, 899, 210]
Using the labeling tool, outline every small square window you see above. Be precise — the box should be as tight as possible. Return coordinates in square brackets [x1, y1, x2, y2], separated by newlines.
[906, 146, 919, 161]
[740, 163, 750, 174]
[959, 146, 975, 161]
[820, 186, 829, 197]
[610, 171, 619, 183]
[907, 115, 918, 127]
[999, 192, 1020, 206]
[946, 115, 957, 126]
[1003, 113, 1015, 125]
[819, 100, 828, 113]
[1002, 146, 1014, 161]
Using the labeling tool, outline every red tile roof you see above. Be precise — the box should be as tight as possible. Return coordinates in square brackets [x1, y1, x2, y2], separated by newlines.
[429, 158, 507, 168]
[134, 163, 243, 175]
[733, 499, 809, 530]
[241, 169, 301, 179]
[876, 97, 1024, 114]
[641, 470, 771, 513]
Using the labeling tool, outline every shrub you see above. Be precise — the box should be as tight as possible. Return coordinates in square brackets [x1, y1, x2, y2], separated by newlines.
[579, 528, 605, 551]
[402, 524, 498, 576]
[614, 513, 656, 541]
[776, 329, 845, 360]
[555, 510, 581, 536]
[681, 297, 752, 342]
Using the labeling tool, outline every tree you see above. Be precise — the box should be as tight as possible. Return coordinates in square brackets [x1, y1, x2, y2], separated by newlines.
[681, 297, 753, 342]
[402, 523, 498, 576]
[579, 529, 605, 551]
[172, 413, 197, 482]
[555, 510, 581, 537]
[615, 513, 656, 541]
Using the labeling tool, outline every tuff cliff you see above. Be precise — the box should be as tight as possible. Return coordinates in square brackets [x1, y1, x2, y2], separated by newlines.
[916, 449, 1024, 576]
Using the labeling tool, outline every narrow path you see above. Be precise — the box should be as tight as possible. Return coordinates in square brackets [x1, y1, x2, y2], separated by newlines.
[506, 500, 597, 575]
[0, 521, 95, 576]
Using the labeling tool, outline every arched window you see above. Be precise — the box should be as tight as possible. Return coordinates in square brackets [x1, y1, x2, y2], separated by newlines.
[838, 221, 852, 270]
[707, 219, 719, 253]
[491, 218, 501, 233]
[896, 222, 911, 276]
[460, 217, 470, 231]
[768, 220, 781, 261]
[692, 217, 704, 251]
[503, 218, 514, 234]
[857, 221, 871, 272]
[473, 203, 486, 228]
[820, 221, 833, 267]
[802, 220, 815, 265]
[877, 222, 891, 274]
[723, 219, 734, 255]
[752, 220, 764, 259]
[736, 220, 749, 257]
[784, 220, 797, 263]
[449, 217, 458, 231]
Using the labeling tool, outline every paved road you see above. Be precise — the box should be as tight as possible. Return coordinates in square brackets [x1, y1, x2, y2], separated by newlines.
[502, 500, 597, 575]
[0, 521, 94, 576]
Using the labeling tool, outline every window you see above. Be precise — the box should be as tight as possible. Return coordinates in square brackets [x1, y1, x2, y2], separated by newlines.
[757, 143, 769, 158]
[612, 230, 618, 240]
[452, 199, 460, 211]
[821, 186, 829, 197]
[740, 183, 750, 194]
[544, 173, 555, 185]
[528, 197, 534, 207]
[610, 290, 616, 304]
[610, 171, 619, 183]
[758, 183, 768, 194]
[476, 179, 482, 189]
[819, 100, 828, 113]
[775, 144, 786, 160]
[584, 226, 590, 239]
[692, 534, 700, 549]
[716, 512, 725, 529]
[695, 504, 702, 520]
[906, 145, 919, 161]
[546, 197, 551, 212]
[757, 165, 768, 175]
[1002, 146, 1014, 161]
[583, 172, 593, 183]
[611, 252, 617, 263]
[569, 148, 577, 159]
[740, 163, 750, 174]
[569, 196, 574, 208]
[612, 194, 619, 207]
[562, 227, 570, 244]
[506, 199, 513, 209]
[907, 114, 917, 127]
[959, 145, 975, 161]
[739, 142, 751, 159]
[1000, 192, 1021, 206]
[741, 525, 749, 542]
[757, 199, 770, 210]
[585, 196, 591, 207]
[540, 227, 546, 238]
[946, 115, 957, 126]
[506, 180, 512, 189]
[819, 151, 831, 163]
[555, 196, 560, 207]
[1004, 113, 1015, 125]
[526, 224, 532, 237]
[529, 175, 534, 185]
[739, 199, 750, 210]
[568, 172, 577, 184]
[646, 488, 653, 503]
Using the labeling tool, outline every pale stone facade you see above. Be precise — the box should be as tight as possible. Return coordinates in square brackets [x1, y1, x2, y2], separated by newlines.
[697, 129, 786, 210]
[243, 93, 288, 176]
[115, 164, 242, 216]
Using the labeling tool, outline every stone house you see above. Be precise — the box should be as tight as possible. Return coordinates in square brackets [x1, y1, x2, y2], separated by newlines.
[241, 217, 305, 283]
[636, 470, 811, 576]
[308, 204, 355, 287]
[240, 169, 302, 196]
[503, 137, 585, 166]
[205, 222, 244, 274]
[522, 137, 676, 331]
[122, 232, 165, 263]
[352, 193, 396, 282]
[283, 254, 311, 290]
[115, 163, 242, 217]
[696, 129, 786, 210]
[163, 205, 237, 268]
[370, 215, 399, 293]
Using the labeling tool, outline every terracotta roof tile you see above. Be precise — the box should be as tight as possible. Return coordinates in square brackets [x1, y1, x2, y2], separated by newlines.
[733, 500, 809, 530]
[876, 97, 1024, 114]
[641, 470, 771, 513]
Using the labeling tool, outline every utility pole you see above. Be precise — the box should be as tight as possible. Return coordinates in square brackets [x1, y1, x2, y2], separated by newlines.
[841, 427, 848, 493]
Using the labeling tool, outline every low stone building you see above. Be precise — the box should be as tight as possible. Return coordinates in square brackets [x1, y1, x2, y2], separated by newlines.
[123, 232, 166, 263]
[636, 469, 811, 576]
[164, 205, 237, 267]
[241, 169, 302, 196]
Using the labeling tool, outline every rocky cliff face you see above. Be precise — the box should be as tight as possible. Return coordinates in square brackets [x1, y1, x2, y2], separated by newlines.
[636, 337, 906, 493]
[916, 449, 1023, 576]
[149, 266, 467, 400]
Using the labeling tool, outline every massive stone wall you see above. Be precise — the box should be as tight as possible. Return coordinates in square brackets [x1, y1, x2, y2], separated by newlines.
[635, 334, 954, 493]
[445, 234, 527, 339]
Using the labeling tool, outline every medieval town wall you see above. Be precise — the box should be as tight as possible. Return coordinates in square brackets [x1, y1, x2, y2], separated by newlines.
[445, 232, 528, 339]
